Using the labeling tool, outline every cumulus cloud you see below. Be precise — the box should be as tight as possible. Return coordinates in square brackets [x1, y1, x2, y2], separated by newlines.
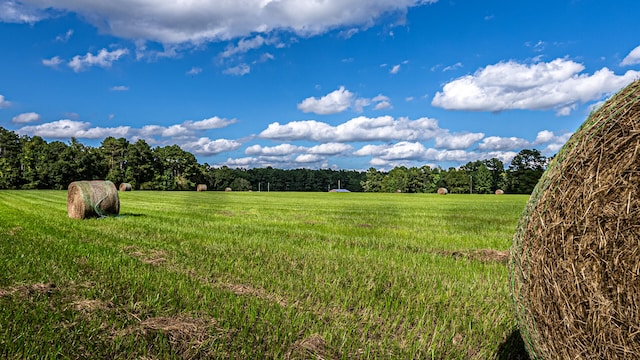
[621, 45, 640, 66]
[372, 94, 392, 110]
[9, 0, 436, 44]
[533, 130, 572, 153]
[68, 48, 129, 72]
[245, 144, 304, 156]
[307, 143, 353, 155]
[352, 139, 521, 168]
[434, 132, 485, 150]
[298, 87, 392, 114]
[184, 116, 237, 130]
[19, 119, 130, 139]
[0, 95, 11, 109]
[478, 136, 530, 151]
[432, 58, 640, 115]
[12, 112, 41, 124]
[295, 153, 324, 163]
[42, 56, 64, 68]
[260, 115, 442, 142]
[390, 64, 401, 74]
[138, 116, 235, 138]
[298, 86, 354, 114]
[181, 137, 242, 155]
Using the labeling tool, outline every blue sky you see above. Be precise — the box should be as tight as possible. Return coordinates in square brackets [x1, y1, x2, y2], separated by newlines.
[1, 0, 640, 170]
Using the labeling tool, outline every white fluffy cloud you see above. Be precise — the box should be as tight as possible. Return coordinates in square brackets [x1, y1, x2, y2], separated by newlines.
[68, 48, 129, 72]
[477, 130, 571, 154]
[181, 137, 242, 155]
[12, 112, 41, 124]
[435, 132, 484, 150]
[307, 143, 353, 155]
[139, 116, 236, 137]
[298, 86, 355, 114]
[42, 56, 64, 68]
[295, 154, 323, 163]
[245, 144, 304, 156]
[183, 116, 237, 130]
[298, 88, 392, 114]
[0, 95, 11, 109]
[260, 115, 442, 142]
[432, 58, 640, 115]
[478, 136, 530, 151]
[621, 45, 640, 66]
[19, 119, 130, 139]
[7, 0, 436, 44]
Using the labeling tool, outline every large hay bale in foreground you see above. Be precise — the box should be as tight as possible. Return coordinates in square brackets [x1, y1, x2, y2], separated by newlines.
[119, 182, 132, 191]
[510, 79, 640, 359]
[196, 184, 207, 192]
[437, 187, 448, 195]
[67, 180, 120, 219]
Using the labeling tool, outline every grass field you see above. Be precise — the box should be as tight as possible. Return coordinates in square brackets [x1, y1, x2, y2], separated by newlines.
[0, 190, 529, 359]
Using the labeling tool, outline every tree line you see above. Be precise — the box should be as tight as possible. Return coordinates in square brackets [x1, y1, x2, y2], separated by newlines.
[0, 127, 548, 194]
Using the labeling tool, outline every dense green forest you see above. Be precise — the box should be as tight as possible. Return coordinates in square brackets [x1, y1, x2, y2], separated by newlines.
[0, 127, 547, 193]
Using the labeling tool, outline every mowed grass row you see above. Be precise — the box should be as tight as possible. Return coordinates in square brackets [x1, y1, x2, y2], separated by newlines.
[0, 190, 528, 359]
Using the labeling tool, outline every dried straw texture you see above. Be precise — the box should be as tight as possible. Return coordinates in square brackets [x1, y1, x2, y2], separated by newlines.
[437, 187, 448, 195]
[67, 180, 120, 219]
[196, 184, 207, 192]
[119, 182, 132, 191]
[510, 79, 640, 360]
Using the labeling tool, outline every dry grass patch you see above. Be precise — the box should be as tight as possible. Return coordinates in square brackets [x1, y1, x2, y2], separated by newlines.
[124, 246, 168, 266]
[115, 314, 223, 358]
[440, 249, 509, 263]
[0, 282, 56, 297]
[285, 333, 340, 360]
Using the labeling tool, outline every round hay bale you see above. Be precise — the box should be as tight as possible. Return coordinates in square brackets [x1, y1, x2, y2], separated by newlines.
[510, 79, 640, 359]
[495, 189, 504, 195]
[437, 187, 448, 195]
[196, 184, 207, 192]
[225, 187, 232, 192]
[67, 180, 120, 219]
[119, 182, 132, 191]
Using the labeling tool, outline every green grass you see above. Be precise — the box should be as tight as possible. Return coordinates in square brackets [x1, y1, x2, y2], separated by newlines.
[0, 190, 529, 359]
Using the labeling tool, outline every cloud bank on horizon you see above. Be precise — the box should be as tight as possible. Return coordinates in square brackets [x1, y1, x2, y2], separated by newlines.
[1, 0, 640, 170]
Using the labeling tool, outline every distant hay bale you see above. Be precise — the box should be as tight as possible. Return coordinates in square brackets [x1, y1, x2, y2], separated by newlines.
[67, 180, 120, 219]
[495, 189, 504, 195]
[225, 187, 232, 192]
[437, 187, 448, 195]
[196, 184, 207, 192]
[119, 183, 132, 191]
[510, 79, 640, 359]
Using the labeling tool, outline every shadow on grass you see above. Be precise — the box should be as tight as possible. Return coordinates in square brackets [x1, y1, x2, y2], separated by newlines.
[117, 213, 146, 218]
[495, 329, 530, 360]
